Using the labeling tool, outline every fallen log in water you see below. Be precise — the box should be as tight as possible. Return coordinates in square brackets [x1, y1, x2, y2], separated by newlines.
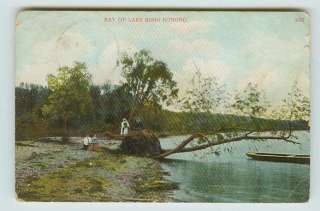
[102, 129, 297, 159]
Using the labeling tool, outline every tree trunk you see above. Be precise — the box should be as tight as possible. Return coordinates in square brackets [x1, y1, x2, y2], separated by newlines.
[102, 130, 297, 159]
[63, 117, 69, 142]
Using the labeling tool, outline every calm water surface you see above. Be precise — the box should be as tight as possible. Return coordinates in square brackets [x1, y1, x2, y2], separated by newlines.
[160, 131, 310, 202]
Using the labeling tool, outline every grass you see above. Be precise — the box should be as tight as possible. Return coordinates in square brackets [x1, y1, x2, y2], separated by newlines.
[17, 149, 176, 202]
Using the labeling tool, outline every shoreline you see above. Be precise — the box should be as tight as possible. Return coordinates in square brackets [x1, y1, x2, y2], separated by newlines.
[16, 138, 177, 202]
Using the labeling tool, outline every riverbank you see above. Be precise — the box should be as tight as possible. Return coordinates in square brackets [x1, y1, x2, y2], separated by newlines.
[16, 138, 177, 202]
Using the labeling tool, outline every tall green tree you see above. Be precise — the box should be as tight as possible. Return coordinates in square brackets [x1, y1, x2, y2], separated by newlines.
[231, 82, 269, 117]
[180, 70, 226, 113]
[42, 62, 92, 136]
[117, 49, 178, 112]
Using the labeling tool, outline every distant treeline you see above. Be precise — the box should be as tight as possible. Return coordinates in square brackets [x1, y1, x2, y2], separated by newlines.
[16, 83, 308, 140]
[16, 50, 310, 140]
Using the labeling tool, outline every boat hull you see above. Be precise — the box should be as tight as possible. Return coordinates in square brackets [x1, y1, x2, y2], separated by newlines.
[246, 152, 310, 164]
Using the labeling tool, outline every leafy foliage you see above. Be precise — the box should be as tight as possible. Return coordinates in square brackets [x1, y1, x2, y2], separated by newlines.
[102, 85, 135, 126]
[117, 49, 178, 108]
[42, 62, 92, 133]
[15, 50, 310, 140]
[231, 82, 269, 117]
[16, 83, 49, 117]
[179, 70, 226, 113]
[274, 81, 310, 121]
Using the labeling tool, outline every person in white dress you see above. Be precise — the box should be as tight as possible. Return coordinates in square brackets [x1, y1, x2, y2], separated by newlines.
[83, 135, 92, 150]
[121, 118, 130, 135]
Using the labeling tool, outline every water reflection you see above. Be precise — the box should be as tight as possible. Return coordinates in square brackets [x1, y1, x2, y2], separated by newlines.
[160, 131, 310, 202]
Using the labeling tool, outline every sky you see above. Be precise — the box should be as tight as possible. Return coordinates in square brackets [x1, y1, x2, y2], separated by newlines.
[16, 11, 310, 106]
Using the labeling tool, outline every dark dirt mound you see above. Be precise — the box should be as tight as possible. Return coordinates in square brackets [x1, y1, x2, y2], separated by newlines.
[120, 130, 162, 157]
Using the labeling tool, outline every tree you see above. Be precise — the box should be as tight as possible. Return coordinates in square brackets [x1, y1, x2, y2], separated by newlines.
[15, 83, 50, 140]
[89, 84, 104, 123]
[117, 49, 179, 112]
[154, 82, 303, 159]
[16, 83, 49, 117]
[42, 62, 92, 136]
[275, 81, 310, 122]
[103, 85, 135, 126]
[179, 70, 226, 113]
[231, 82, 269, 118]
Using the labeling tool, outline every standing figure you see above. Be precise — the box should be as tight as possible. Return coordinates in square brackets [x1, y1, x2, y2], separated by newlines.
[121, 118, 130, 135]
[82, 134, 91, 150]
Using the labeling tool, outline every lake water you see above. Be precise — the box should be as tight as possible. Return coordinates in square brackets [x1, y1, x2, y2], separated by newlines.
[160, 131, 310, 202]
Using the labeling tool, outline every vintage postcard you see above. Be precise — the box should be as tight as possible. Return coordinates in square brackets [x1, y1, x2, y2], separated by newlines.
[15, 10, 310, 202]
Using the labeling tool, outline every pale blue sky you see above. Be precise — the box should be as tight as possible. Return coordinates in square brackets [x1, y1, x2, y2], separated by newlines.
[16, 11, 310, 105]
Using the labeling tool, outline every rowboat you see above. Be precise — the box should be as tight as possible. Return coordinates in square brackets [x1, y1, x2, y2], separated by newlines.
[246, 152, 310, 164]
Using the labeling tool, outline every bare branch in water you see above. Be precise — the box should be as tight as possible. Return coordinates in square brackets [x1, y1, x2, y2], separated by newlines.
[158, 130, 298, 159]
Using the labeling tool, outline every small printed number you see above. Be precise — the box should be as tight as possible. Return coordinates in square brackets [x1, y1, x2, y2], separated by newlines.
[295, 17, 304, 23]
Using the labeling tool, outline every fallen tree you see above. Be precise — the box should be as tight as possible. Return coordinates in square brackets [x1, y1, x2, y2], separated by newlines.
[102, 129, 299, 159]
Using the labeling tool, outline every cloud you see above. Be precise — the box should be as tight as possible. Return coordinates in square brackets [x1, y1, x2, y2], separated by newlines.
[16, 63, 54, 86]
[31, 31, 95, 67]
[233, 29, 310, 103]
[91, 40, 137, 85]
[295, 70, 310, 97]
[168, 39, 218, 56]
[175, 57, 230, 91]
[244, 31, 308, 64]
[169, 37, 230, 92]
[16, 32, 95, 85]
[16, 13, 309, 109]
[237, 64, 283, 90]
[236, 63, 309, 104]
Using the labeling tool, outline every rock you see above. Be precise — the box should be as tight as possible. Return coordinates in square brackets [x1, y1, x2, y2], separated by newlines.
[120, 130, 162, 157]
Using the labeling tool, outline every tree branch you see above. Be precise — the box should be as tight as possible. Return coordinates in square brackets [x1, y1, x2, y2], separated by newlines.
[158, 130, 298, 159]
[158, 133, 208, 158]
